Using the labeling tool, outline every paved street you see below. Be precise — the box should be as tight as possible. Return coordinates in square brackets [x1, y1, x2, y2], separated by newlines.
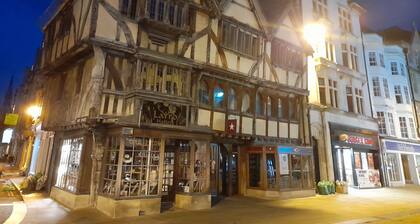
[1, 184, 419, 224]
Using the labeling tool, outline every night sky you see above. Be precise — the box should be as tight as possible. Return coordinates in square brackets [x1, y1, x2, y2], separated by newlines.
[0, 0, 420, 101]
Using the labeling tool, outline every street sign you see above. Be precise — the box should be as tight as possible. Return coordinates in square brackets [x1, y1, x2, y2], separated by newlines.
[4, 113, 19, 126]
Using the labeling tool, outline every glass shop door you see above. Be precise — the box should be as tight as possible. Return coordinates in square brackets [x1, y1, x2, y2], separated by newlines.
[336, 147, 354, 186]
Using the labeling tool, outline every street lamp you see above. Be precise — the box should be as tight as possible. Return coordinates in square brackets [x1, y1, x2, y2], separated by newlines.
[26, 105, 42, 121]
[303, 23, 326, 48]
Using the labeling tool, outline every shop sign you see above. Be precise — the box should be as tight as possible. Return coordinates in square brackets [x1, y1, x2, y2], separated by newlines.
[339, 134, 374, 146]
[278, 146, 312, 155]
[279, 154, 289, 175]
[355, 169, 381, 188]
[384, 140, 420, 153]
[141, 101, 187, 126]
[122, 127, 134, 135]
[226, 119, 237, 135]
[4, 113, 19, 126]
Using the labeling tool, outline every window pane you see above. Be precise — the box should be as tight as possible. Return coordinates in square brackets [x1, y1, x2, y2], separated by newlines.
[249, 153, 261, 187]
[213, 86, 225, 108]
[266, 154, 276, 189]
[228, 88, 237, 111]
[242, 94, 250, 113]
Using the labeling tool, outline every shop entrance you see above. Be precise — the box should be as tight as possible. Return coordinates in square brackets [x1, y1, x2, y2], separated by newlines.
[210, 144, 238, 206]
[401, 154, 413, 184]
[161, 139, 190, 212]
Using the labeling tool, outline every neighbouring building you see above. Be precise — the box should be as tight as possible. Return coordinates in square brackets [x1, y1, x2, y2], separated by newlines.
[9, 68, 55, 176]
[34, 0, 313, 218]
[302, 0, 382, 188]
[372, 26, 420, 186]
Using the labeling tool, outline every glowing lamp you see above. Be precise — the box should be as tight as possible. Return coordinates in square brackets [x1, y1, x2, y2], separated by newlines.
[303, 23, 326, 47]
[27, 105, 42, 120]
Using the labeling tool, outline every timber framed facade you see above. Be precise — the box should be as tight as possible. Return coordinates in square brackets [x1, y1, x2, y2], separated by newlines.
[36, 0, 314, 218]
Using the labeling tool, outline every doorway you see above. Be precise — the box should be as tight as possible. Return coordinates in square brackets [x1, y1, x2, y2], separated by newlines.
[401, 154, 413, 184]
[161, 139, 190, 212]
[210, 144, 238, 206]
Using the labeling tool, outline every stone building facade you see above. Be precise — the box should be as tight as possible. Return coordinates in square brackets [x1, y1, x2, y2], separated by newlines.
[33, 0, 313, 218]
[303, 0, 382, 188]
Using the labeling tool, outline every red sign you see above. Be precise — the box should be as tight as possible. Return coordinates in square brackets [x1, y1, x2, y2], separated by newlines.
[226, 119, 237, 135]
[340, 134, 374, 146]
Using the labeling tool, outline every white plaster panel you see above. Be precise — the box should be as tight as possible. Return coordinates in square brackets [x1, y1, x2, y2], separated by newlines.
[198, 109, 211, 127]
[213, 112, 226, 131]
[290, 123, 299, 139]
[279, 122, 288, 138]
[256, 119, 266, 136]
[268, 121, 278, 137]
[242, 117, 253, 134]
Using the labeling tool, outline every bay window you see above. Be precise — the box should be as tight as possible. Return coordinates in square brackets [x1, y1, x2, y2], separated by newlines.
[56, 137, 84, 193]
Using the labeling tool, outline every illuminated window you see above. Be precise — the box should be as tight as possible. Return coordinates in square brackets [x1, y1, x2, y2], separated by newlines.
[325, 41, 335, 62]
[56, 138, 83, 193]
[213, 85, 225, 108]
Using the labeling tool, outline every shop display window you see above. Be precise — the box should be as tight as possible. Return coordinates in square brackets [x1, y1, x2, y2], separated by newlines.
[193, 144, 208, 193]
[266, 153, 277, 189]
[279, 153, 313, 190]
[249, 153, 261, 187]
[387, 153, 401, 182]
[367, 153, 375, 169]
[55, 137, 84, 193]
[177, 141, 191, 193]
[162, 150, 175, 195]
[101, 136, 162, 198]
[102, 136, 119, 196]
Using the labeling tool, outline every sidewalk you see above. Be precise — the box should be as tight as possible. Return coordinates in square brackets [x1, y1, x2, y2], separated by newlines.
[2, 183, 420, 224]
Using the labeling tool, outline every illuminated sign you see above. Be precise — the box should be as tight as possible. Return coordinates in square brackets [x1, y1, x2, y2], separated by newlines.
[339, 134, 374, 146]
[2, 128, 13, 143]
[4, 113, 19, 126]
[384, 140, 420, 153]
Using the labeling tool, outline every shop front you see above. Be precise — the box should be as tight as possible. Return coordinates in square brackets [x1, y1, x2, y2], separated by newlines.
[96, 127, 211, 218]
[382, 139, 420, 186]
[330, 124, 382, 189]
[241, 145, 315, 199]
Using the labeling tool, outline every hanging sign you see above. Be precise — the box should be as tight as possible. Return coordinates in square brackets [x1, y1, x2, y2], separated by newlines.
[4, 113, 19, 126]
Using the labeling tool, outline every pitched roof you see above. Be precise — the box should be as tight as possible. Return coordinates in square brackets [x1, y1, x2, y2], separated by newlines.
[379, 26, 413, 44]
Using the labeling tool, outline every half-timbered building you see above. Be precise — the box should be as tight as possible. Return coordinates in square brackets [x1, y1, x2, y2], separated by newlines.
[37, 0, 313, 217]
